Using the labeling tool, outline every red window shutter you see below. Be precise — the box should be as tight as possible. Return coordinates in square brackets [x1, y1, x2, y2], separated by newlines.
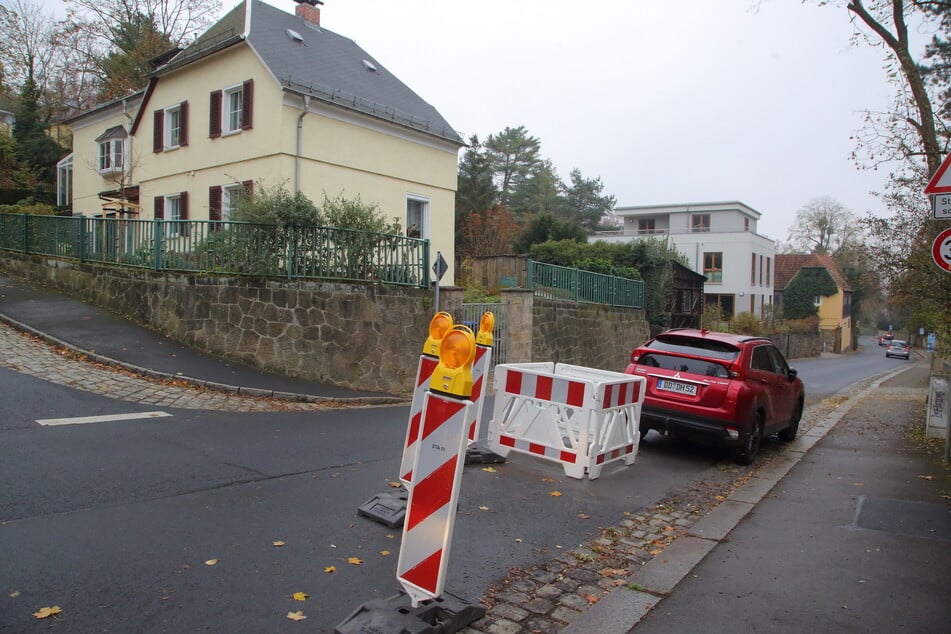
[209, 186, 222, 221]
[153, 109, 164, 153]
[154, 195, 165, 219]
[241, 79, 253, 130]
[180, 100, 189, 146]
[180, 191, 190, 236]
[242, 180, 254, 199]
[209, 90, 222, 138]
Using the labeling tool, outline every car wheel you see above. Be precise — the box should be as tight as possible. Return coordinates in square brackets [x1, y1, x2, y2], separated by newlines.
[735, 414, 763, 465]
[778, 401, 802, 441]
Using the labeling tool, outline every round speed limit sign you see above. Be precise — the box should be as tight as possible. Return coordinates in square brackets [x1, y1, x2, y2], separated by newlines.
[933, 227, 951, 273]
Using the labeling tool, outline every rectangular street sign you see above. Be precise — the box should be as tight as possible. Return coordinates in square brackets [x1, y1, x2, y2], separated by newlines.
[933, 194, 951, 219]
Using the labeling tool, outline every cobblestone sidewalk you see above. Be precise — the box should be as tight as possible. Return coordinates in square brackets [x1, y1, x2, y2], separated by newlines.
[0, 322, 333, 412]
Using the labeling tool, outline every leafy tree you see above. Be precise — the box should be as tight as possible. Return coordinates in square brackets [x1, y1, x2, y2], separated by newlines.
[564, 168, 616, 231]
[485, 126, 541, 208]
[455, 135, 497, 216]
[786, 196, 860, 255]
[0, 127, 39, 188]
[12, 76, 67, 182]
[232, 181, 319, 226]
[97, 14, 175, 100]
[508, 159, 567, 219]
[455, 135, 497, 246]
[514, 212, 587, 253]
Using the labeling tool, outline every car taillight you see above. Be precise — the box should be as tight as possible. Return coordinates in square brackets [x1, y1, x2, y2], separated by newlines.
[631, 351, 640, 364]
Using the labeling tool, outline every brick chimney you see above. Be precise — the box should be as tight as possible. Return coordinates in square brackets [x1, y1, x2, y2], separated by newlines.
[294, 0, 322, 26]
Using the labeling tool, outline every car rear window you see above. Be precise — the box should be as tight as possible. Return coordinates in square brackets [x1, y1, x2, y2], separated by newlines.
[638, 353, 730, 378]
[646, 335, 741, 361]
[891, 340, 907, 347]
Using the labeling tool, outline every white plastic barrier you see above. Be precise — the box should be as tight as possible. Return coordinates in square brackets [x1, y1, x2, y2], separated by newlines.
[486, 363, 645, 480]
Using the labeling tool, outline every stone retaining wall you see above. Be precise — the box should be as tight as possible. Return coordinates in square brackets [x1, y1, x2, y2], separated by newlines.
[1, 253, 653, 393]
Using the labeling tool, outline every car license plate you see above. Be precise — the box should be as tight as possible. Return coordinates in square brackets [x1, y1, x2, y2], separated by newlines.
[657, 379, 698, 396]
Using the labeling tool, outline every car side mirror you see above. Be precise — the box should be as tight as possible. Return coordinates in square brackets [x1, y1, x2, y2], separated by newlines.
[787, 368, 798, 380]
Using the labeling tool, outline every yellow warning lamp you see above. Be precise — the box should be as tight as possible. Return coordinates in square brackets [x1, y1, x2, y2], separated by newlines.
[422, 311, 454, 356]
[430, 325, 476, 398]
[476, 311, 495, 347]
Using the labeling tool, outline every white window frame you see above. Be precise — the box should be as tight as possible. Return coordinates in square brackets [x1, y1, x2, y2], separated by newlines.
[57, 153, 73, 207]
[97, 139, 123, 174]
[165, 194, 182, 237]
[222, 184, 242, 221]
[406, 194, 430, 239]
[223, 84, 243, 134]
[164, 103, 183, 149]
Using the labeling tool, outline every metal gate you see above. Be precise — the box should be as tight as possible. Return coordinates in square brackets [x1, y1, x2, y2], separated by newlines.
[461, 303, 506, 368]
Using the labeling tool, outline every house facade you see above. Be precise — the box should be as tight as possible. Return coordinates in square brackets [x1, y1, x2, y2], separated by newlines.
[774, 253, 853, 352]
[59, 0, 463, 283]
[593, 201, 776, 319]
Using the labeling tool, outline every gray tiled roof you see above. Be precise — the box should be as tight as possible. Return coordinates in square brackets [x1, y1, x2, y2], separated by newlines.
[164, 1, 461, 144]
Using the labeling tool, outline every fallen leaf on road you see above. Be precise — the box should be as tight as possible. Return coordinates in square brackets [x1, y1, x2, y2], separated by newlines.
[578, 512, 590, 519]
[32, 606, 62, 619]
[649, 549, 663, 555]
[853, 482, 864, 487]
[286, 610, 307, 621]
[917, 475, 936, 481]
[324, 565, 336, 573]
[549, 491, 562, 497]
[714, 495, 725, 501]
[272, 541, 286, 547]
[292, 592, 308, 601]
[205, 559, 218, 566]
[9, 591, 20, 598]
[387, 481, 402, 488]
[380, 550, 391, 556]
[482, 467, 497, 473]
[479, 506, 490, 511]
[348, 557, 363, 565]
[585, 594, 600, 605]
[599, 568, 627, 577]
[541, 477, 555, 483]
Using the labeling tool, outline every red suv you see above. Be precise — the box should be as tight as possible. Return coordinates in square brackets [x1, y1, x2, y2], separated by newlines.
[624, 329, 805, 464]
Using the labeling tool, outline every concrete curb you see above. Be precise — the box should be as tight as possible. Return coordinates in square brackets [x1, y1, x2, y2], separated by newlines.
[0, 312, 407, 407]
[562, 362, 917, 633]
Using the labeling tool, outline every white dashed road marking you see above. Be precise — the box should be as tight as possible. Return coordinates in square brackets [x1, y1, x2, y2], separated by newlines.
[36, 411, 172, 426]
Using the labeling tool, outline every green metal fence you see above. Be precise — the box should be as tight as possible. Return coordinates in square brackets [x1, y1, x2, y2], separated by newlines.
[0, 213, 430, 287]
[526, 259, 644, 309]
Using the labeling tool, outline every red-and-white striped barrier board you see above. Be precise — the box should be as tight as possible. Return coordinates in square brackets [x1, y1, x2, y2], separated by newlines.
[497, 433, 578, 465]
[503, 369, 587, 408]
[400, 354, 440, 486]
[467, 344, 492, 443]
[397, 391, 472, 607]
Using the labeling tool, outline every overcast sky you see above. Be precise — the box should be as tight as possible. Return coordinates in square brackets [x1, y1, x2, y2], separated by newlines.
[250, 0, 907, 242]
[45, 0, 914, 242]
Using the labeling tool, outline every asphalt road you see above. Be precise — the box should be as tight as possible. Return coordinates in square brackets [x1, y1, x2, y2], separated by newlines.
[0, 336, 908, 632]
[0, 367, 715, 632]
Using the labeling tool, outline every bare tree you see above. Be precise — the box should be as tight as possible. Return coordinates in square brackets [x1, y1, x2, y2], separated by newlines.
[0, 0, 59, 89]
[786, 196, 861, 255]
[63, 0, 222, 52]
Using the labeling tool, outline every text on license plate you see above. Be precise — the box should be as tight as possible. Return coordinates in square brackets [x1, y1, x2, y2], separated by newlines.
[657, 379, 698, 396]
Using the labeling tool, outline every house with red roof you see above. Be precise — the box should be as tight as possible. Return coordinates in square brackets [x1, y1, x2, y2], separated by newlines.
[774, 253, 853, 352]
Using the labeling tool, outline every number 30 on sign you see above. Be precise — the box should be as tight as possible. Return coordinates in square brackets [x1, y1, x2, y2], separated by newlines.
[933, 227, 951, 273]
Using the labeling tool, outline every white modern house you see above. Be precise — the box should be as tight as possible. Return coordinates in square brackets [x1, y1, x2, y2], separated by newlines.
[592, 201, 776, 318]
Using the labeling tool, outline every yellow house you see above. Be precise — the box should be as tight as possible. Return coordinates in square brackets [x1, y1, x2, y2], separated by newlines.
[61, 0, 463, 282]
[774, 253, 854, 353]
